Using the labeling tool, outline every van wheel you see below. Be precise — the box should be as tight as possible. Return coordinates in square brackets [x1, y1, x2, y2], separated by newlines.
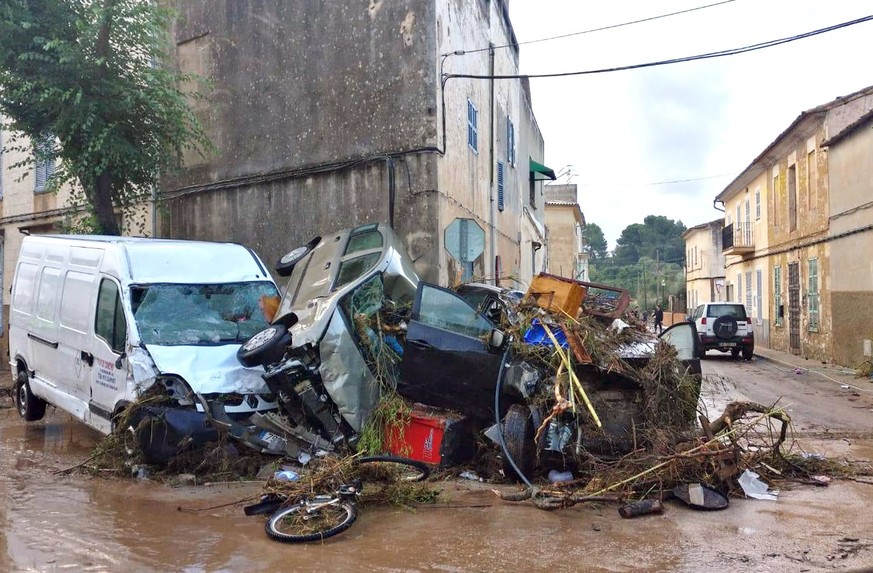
[16, 370, 46, 421]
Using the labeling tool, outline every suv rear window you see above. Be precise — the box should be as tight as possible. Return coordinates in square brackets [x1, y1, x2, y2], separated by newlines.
[706, 304, 747, 319]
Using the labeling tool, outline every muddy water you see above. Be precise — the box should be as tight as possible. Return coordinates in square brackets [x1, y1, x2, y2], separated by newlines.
[1, 404, 872, 572]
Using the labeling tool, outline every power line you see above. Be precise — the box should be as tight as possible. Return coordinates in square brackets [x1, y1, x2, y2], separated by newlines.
[444, 14, 873, 81]
[460, 0, 737, 55]
[576, 173, 734, 188]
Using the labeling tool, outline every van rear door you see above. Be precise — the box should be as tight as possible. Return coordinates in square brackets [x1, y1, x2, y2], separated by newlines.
[88, 276, 129, 425]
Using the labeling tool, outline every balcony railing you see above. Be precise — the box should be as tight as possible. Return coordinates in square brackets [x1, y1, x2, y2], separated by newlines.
[722, 222, 754, 254]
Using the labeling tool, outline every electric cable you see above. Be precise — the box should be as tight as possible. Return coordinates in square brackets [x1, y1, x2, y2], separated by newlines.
[444, 14, 873, 82]
[459, 0, 737, 55]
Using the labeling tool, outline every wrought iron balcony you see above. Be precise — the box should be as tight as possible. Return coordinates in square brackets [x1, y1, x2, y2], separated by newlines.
[722, 222, 754, 255]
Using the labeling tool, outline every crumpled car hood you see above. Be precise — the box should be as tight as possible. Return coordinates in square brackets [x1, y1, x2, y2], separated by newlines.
[146, 344, 268, 394]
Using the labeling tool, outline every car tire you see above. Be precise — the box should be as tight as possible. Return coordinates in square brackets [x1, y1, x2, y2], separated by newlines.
[712, 315, 739, 340]
[16, 370, 47, 422]
[237, 324, 291, 368]
[502, 404, 536, 482]
[742, 346, 754, 361]
[275, 237, 320, 277]
[731, 348, 741, 359]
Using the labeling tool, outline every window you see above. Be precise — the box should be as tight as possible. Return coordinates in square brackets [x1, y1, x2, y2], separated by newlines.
[788, 164, 797, 232]
[745, 271, 752, 316]
[774, 265, 782, 326]
[807, 150, 817, 213]
[755, 188, 761, 220]
[506, 118, 516, 167]
[756, 269, 763, 321]
[34, 134, 56, 194]
[95, 279, 127, 354]
[808, 258, 819, 331]
[772, 174, 779, 227]
[467, 99, 478, 153]
[418, 284, 493, 339]
[497, 161, 505, 211]
[0, 129, 4, 199]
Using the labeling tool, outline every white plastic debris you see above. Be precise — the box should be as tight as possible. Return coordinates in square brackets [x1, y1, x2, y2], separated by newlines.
[738, 469, 779, 501]
[548, 470, 573, 484]
[610, 318, 630, 332]
[459, 471, 483, 482]
[297, 451, 312, 466]
[841, 384, 851, 389]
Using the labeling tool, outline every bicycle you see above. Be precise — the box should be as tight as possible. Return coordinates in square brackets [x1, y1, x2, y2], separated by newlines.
[245, 455, 430, 543]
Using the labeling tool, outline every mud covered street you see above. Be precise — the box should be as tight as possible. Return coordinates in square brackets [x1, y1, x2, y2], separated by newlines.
[1, 355, 872, 573]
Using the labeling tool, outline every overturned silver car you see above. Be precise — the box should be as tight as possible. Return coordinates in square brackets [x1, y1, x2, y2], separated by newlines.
[204, 223, 702, 476]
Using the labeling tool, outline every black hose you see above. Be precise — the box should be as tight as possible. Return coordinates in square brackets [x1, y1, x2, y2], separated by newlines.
[493, 341, 533, 488]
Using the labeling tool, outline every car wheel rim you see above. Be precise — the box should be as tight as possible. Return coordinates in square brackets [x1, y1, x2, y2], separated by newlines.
[280, 247, 307, 264]
[17, 383, 27, 416]
[244, 328, 276, 351]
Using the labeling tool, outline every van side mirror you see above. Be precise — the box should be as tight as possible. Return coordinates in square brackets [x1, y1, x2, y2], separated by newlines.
[489, 329, 506, 349]
[115, 351, 127, 369]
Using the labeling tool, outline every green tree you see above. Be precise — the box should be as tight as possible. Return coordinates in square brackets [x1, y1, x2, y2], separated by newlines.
[613, 215, 686, 266]
[582, 222, 609, 261]
[0, 0, 209, 235]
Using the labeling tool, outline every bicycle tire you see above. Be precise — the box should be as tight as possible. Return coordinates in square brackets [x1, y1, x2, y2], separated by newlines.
[265, 500, 357, 543]
[357, 455, 430, 482]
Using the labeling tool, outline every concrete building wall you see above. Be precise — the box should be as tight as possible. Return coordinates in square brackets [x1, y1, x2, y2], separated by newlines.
[163, 0, 546, 288]
[827, 116, 873, 367]
[683, 220, 725, 313]
[544, 206, 582, 280]
[766, 129, 831, 361]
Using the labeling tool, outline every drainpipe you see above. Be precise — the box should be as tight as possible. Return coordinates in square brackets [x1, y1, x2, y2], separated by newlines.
[151, 183, 158, 237]
[488, 43, 496, 284]
[386, 157, 396, 229]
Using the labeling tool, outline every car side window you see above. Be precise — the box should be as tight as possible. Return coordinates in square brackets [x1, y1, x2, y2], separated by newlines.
[95, 279, 127, 354]
[417, 284, 493, 339]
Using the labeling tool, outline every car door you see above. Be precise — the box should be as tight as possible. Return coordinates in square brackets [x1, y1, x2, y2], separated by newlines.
[89, 277, 129, 423]
[659, 321, 702, 379]
[398, 283, 506, 419]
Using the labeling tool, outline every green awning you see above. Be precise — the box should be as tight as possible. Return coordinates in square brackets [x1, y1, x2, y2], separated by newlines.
[529, 159, 556, 181]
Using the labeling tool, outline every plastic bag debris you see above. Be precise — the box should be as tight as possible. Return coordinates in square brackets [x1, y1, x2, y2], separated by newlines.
[274, 470, 300, 482]
[459, 471, 483, 482]
[801, 452, 827, 461]
[548, 470, 574, 484]
[738, 469, 779, 500]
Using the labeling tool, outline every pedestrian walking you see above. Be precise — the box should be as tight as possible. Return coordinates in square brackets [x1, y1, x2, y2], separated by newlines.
[654, 304, 664, 334]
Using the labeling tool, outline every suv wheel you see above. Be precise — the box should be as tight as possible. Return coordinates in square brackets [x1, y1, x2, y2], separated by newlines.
[731, 348, 740, 359]
[712, 315, 739, 340]
[742, 346, 754, 361]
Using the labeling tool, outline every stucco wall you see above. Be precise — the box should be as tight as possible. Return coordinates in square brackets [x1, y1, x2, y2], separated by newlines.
[167, 0, 437, 187]
[827, 115, 873, 366]
[544, 205, 579, 279]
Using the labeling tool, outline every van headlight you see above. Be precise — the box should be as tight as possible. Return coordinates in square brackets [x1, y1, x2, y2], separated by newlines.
[154, 375, 195, 407]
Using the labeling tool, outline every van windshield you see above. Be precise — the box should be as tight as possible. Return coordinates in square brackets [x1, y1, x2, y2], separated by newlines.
[131, 282, 279, 346]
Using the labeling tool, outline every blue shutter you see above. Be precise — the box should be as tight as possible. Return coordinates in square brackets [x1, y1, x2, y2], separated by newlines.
[497, 161, 504, 211]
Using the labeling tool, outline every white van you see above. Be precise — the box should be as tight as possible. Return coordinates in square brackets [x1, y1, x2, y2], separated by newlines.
[9, 235, 280, 452]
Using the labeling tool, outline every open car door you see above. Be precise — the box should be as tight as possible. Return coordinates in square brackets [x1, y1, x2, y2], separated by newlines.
[659, 321, 703, 380]
[398, 283, 506, 419]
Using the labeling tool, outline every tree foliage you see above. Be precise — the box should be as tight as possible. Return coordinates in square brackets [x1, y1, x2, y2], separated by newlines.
[582, 222, 608, 261]
[589, 215, 688, 310]
[613, 215, 687, 266]
[0, 0, 210, 235]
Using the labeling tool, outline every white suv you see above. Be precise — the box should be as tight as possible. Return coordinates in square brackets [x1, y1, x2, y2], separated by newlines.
[689, 303, 754, 360]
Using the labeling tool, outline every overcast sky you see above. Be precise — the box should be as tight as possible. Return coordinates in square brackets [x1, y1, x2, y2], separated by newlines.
[507, 0, 873, 252]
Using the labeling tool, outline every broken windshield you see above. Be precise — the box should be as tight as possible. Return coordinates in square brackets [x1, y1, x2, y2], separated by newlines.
[131, 282, 279, 346]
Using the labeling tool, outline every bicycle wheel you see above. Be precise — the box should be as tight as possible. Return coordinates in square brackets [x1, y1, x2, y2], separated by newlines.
[265, 500, 357, 543]
[356, 456, 430, 482]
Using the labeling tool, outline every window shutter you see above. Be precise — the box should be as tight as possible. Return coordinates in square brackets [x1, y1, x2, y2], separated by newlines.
[497, 161, 505, 211]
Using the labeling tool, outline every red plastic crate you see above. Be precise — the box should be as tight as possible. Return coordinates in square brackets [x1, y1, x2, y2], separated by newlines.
[388, 409, 447, 465]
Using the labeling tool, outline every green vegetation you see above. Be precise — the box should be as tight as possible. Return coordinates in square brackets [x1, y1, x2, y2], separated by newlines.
[0, 0, 210, 234]
[588, 215, 687, 309]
